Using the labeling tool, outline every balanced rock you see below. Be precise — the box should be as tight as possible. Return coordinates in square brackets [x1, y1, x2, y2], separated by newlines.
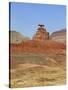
[32, 24, 49, 41]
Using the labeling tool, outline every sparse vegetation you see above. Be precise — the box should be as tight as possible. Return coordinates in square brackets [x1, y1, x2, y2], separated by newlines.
[10, 52, 66, 88]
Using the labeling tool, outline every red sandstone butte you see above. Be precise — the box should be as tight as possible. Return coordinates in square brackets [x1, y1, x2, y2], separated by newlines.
[32, 24, 49, 41]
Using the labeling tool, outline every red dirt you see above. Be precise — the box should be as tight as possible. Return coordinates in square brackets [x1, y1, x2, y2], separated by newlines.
[10, 40, 66, 54]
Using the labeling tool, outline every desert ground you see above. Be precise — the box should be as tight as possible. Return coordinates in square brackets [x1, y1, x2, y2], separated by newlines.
[9, 40, 66, 88]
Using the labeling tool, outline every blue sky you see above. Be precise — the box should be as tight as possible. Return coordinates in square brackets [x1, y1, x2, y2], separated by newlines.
[10, 2, 66, 38]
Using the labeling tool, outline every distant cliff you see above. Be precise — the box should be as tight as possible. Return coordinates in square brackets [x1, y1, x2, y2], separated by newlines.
[50, 29, 66, 44]
[9, 31, 30, 44]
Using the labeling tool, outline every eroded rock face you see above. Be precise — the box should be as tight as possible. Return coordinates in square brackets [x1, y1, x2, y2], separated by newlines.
[9, 31, 30, 44]
[32, 24, 49, 41]
[50, 29, 66, 44]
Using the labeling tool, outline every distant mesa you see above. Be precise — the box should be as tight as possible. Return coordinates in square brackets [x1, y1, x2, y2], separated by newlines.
[32, 24, 49, 41]
[9, 31, 30, 44]
[50, 29, 66, 44]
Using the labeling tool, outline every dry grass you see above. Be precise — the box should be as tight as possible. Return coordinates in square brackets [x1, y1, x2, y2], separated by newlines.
[10, 52, 66, 88]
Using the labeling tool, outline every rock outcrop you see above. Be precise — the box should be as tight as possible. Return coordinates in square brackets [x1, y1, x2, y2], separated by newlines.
[32, 24, 49, 41]
[50, 29, 66, 44]
[9, 31, 30, 44]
